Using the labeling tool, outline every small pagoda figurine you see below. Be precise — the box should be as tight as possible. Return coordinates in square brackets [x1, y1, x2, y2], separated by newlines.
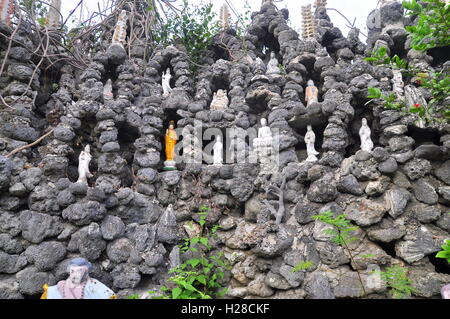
[164, 120, 178, 170]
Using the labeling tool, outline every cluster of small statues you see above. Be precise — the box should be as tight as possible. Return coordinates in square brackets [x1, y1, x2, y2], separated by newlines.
[41, 258, 115, 299]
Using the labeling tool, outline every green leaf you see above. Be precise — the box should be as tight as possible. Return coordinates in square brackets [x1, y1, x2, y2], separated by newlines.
[172, 287, 182, 299]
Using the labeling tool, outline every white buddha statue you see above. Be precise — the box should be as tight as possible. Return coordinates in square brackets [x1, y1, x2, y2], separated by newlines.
[359, 118, 374, 152]
[77, 145, 93, 184]
[305, 125, 319, 162]
[162, 68, 172, 97]
[266, 51, 281, 76]
[213, 135, 223, 166]
[254, 118, 273, 157]
[103, 79, 114, 102]
[210, 89, 229, 110]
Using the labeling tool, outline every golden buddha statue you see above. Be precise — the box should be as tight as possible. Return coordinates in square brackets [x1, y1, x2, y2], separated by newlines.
[164, 120, 178, 169]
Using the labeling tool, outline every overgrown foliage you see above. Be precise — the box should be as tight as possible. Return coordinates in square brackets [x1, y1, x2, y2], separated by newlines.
[436, 239, 450, 263]
[147, 206, 230, 299]
[378, 265, 415, 299]
[402, 0, 450, 51]
[312, 211, 366, 296]
[365, 47, 450, 124]
[149, 0, 220, 73]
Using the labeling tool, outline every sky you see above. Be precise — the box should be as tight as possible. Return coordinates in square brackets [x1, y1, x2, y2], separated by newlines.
[61, 0, 380, 41]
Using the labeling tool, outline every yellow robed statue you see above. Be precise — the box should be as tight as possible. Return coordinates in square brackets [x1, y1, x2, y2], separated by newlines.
[164, 120, 178, 170]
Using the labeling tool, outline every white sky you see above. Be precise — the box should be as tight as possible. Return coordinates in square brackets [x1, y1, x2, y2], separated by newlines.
[61, 0, 380, 40]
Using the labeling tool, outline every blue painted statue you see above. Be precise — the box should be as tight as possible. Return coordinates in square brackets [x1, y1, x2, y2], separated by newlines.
[41, 258, 116, 299]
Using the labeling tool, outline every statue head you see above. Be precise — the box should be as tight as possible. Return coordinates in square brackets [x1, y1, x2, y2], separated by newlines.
[270, 51, 276, 59]
[307, 125, 312, 131]
[217, 89, 226, 97]
[362, 118, 368, 126]
[307, 80, 315, 87]
[216, 135, 222, 143]
[169, 120, 175, 129]
[261, 118, 267, 126]
[67, 258, 92, 285]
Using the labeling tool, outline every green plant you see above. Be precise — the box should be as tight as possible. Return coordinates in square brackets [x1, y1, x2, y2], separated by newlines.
[19, 0, 48, 24]
[149, 0, 220, 74]
[403, 0, 450, 51]
[364, 47, 408, 70]
[378, 265, 415, 299]
[291, 261, 314, 272]
[366, 87, 407, 111]
[420, 71, 450, 121]
[312, 211, 367, 296]
[436, 239, 450, 263]
[149, 205, 230, 299]
[235, 0, 252, 38]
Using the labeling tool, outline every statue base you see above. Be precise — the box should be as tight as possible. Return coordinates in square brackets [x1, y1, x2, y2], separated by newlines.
[164, 160, 177, 171]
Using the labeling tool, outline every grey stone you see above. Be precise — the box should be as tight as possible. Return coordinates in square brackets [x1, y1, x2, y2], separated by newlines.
[385, 188, 411, 218]
[24, 241, 66, 271]
[410, 269, 450, 298]
[438, 186, 450, 205]
[68, 223, 106, 261]
[345, 198, 387, 226]
[230, 177, 254, 202]
[9, 183, 27, 197]
[16, 267, 52, 296]
[161, 170, 181, 186]
[253, 227, 293, 258]
[436, 212, 450, 232]
[307, 176, 338, 203]
[0, 251, 27, 274]
[0, 211, 21, 236]
[413, 179, 438, 205]
[107, 43, 127, 65]
[265, 271, 291, 290]
[316, 241, 350, 268]
[378, 157, 398, 174]
[156, 206, 179, 244]
[279, 264, 305, 288]
[412, 203, 441, 223]
[372, 147, 390, 162]
[101, 215, 126, 241]
[304, 272, 334, 299]
[337, 174, 364, 195]
[367, 218, 406, 243]
[137, 168, 158, 184]
[62, 201, 107, 226]
[414, 144, 442, 160]
[0, 234, 24, 254]
[111, 263, 141, 289]
[434, 160, 450, 185]
[106, 238, 133, 263]
[19, 210, 63, 244]
[247, 274, 274, 297]
[403, 158, 432, 180]
[0, 275, 23, 299]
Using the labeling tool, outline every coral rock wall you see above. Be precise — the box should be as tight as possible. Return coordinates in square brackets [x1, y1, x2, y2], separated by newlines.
[0, 2, 449, 299]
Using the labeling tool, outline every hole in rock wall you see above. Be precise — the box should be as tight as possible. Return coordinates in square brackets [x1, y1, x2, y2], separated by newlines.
[260, 32, 281, 60]
[67, 116, 98, 183]
[408, 125, 442, 146]
[428, 254, 450, 275]
[161, 109, 184, 165]
[428, 46, 450, 67]
[377, 241, 397, 258]
[347, 115, 377, 156]
[117, 122, 140, 187]
[294, 122, 327, 162]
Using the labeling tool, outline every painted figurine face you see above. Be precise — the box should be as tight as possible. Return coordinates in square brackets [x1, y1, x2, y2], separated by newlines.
[69, 265, 89, 285]
[307, 80, 314, 86]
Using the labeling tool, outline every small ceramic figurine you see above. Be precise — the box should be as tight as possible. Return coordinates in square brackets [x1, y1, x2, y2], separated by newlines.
[441, 283, 450, 299]
[77, 145, 93, 184]
[359, 118, 374, 153]
[210, 89, 229, 110]
[164, 120, 178, 170]
[41, 258, 115, 299]
[162, 68, 172, 97]
[103, 79, 114, 102]
[266, 51, 281, 76]
[111, 10, 128, 47]
[254, 57, 266, 75]
[213, 135, 223, 166]
[305, 125, 319, 162]
[46, 0, 62, 28]
[0, 0, 15, 27]
[305, 80, 319, 106]
[254, 118, 274, 159]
